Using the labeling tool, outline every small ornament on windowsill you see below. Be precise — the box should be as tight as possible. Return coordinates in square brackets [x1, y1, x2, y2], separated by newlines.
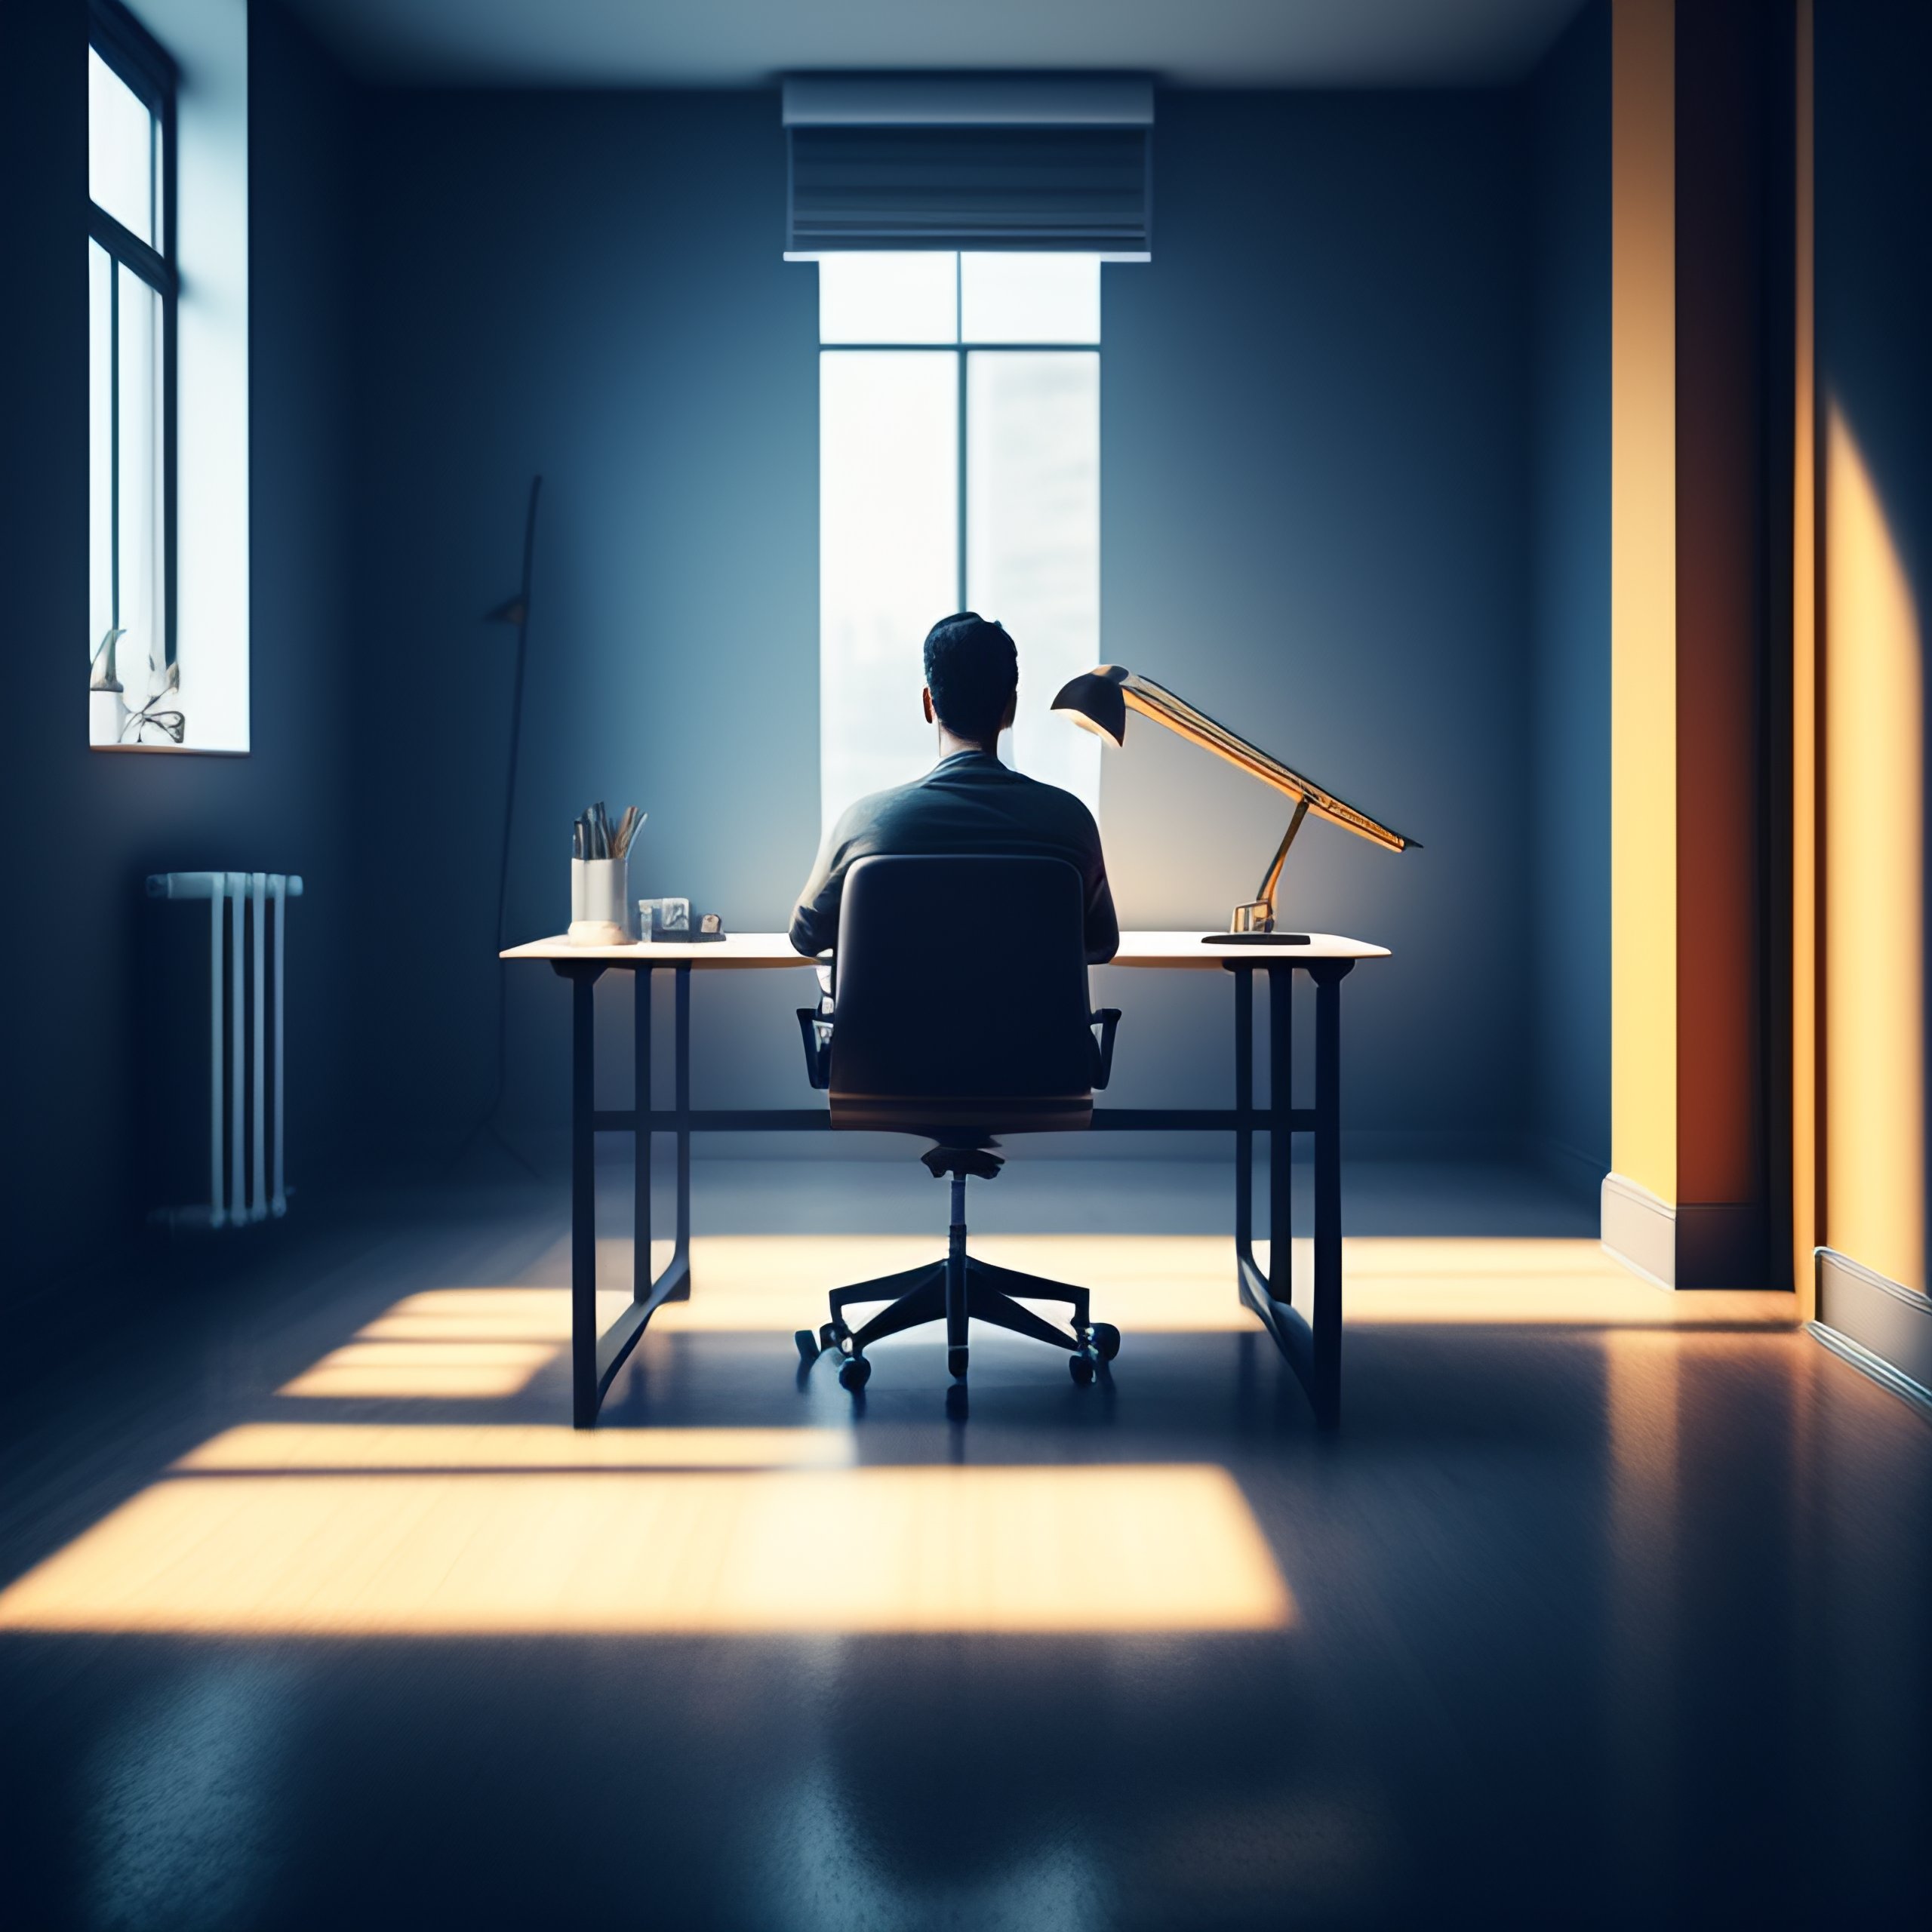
[125, 662, 186, 744]
[88, 626, 126, 746]
[89, 627, 185, 746]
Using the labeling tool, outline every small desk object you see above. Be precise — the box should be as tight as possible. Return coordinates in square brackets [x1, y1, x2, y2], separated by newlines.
[503, 931, 1389, 1429]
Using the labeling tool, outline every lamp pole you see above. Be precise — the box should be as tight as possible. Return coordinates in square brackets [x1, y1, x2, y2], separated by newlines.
[458, 474, 544, 1177]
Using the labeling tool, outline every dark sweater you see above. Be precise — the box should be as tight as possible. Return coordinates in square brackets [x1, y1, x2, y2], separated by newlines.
[789, 750, 1118, 963]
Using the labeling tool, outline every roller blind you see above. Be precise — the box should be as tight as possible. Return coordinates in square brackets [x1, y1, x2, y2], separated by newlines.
[783, 76, 1152, 257]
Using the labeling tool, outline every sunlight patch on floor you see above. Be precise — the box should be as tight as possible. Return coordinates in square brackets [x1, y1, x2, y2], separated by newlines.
[176, 1424, 856, 1472]
[278, 1237, 1794, 1397]
[0, 1465, 1291, 1638]
[277, 1340, 562, 1398]
[1327, 1239, 1798, 1327]
[596, 1235, 1797, 1333]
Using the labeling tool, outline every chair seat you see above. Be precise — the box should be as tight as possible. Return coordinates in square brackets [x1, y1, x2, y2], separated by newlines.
[829, 1093, 1094, 1134]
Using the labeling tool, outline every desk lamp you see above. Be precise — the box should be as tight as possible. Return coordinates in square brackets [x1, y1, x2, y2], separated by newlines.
[1052, 664, 1419, 944]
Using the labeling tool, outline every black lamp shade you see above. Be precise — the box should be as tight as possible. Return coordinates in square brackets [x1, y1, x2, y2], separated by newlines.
[1051, 668, 1129, 746]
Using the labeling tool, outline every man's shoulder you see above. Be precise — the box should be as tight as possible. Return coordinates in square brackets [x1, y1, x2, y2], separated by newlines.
[837, 759, 1100, 852]
[829, 781, 924, 844]
[995, 767, 1103, 840]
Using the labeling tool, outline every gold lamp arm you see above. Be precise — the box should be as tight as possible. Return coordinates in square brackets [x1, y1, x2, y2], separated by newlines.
[1118, 674, 1416, 854]
[1229, 795, 1311, 934]
[1050, 663, 1419, 943]
[1260, 795, 1311, 916]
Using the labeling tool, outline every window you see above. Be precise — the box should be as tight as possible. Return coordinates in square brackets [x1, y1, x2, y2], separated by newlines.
[816, 254, 1103, 825]
[88, 2, 178, 746]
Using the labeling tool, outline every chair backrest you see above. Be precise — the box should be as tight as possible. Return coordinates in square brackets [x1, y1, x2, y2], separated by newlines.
[829, 854, 1094, 1131]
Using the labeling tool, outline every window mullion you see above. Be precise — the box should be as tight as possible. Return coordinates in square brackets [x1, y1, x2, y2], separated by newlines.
[109, 263, 119, 631]
[955, 257, 966, 612]
[88, 202, 174, 297]
[956, 350, 968, 613]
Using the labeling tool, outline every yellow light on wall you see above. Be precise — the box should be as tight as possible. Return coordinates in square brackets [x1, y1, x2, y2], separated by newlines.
[1610, 0, 1679, 1207]
[1823, 402, 1924, 1294]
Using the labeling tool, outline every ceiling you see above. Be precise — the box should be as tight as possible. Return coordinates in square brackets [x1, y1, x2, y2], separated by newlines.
[280, 0, 1591, 89]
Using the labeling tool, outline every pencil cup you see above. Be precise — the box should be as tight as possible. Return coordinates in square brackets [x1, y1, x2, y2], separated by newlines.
[568, 857, 632, 946]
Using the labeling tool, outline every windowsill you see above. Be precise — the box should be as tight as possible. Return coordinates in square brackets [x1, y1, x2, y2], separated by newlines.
[89, 740, 247, 758]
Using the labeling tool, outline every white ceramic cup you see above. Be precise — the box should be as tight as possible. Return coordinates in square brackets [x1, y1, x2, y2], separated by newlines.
[568, 857, 632, 946]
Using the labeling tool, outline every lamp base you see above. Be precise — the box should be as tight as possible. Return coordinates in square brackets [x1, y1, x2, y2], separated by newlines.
[1214, 898, 1307, 945]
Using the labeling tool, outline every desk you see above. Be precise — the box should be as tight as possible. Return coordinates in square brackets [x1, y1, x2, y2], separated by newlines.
[502, 931, 1389, 1427]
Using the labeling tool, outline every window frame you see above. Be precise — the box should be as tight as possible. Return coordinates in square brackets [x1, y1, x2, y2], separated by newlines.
[818, 255, 1102, 615]
[815, 253, 1104, 820]
[88, 0, 179, 686]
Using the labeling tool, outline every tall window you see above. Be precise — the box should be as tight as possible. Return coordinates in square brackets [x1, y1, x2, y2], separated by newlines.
[817, 254, 1103, 825]
[88, 2, 178, 746]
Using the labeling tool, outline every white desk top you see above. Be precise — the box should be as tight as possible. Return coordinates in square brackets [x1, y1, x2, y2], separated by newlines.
[501, 930, 1389, 970]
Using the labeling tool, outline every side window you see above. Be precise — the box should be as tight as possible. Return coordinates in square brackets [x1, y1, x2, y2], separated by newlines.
[88, 2, 178, 746]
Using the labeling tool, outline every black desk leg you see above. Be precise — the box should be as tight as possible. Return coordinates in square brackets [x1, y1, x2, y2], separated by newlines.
[673, 966, 691, 1294]
[1229, 958, 1347, 1426]
[1234, 965, 1302, 1371]
[632, 965, 692, 1306]
[1269, 964, 1293, 1308]
[1233, 968, 1254, 1269]
[571, 965, 603, 1429]
[1310, 959, 1352, 1426]
[634, 966, 653, 1303]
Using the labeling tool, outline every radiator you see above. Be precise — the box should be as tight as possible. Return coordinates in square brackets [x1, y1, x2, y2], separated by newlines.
[146, 872, 304, 1229]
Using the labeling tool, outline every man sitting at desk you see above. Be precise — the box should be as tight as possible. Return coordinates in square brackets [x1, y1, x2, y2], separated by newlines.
[789, 611, 1119, 964]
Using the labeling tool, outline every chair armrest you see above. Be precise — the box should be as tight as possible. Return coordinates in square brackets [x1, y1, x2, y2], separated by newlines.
[1088, 1008, 1122, 1091]
[795, 1008, 832, 1090]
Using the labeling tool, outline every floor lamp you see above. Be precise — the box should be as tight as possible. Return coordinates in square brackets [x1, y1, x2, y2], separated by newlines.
[459, 474, 544, 1176]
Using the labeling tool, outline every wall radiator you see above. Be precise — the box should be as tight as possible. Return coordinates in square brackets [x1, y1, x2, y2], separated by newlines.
[146, 872, 304, 1229]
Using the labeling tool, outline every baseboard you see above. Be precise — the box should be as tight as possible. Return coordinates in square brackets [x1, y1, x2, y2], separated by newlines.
[1808, 1321, 1932, 1420]
[1601, 1172, 1678, 1286]
[1814, 1248, 1932, 1411]
[1600, 1173, 1768, 1288]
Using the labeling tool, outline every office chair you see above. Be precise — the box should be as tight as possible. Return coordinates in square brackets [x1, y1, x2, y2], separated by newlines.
[793, 854, 1123, 1392]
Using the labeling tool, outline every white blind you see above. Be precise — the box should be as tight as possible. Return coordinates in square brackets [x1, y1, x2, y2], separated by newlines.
[783, 76, 1152, 258]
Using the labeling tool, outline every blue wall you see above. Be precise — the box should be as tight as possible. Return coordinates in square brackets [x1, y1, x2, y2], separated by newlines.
[347, 90, 821, 1159]
[1525, 0, 1612, 1187]
[0, 0, 360, 1309]
[1099, 91, 1531, 1143]
[1818, 0, 1932, 629]
[346, 84, 1538, 1160]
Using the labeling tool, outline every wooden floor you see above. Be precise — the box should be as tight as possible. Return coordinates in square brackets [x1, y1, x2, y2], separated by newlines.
[2, 1175, 1927, 1929]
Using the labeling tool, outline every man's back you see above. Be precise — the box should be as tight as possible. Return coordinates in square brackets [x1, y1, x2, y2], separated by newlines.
[789, 750, 1118, 963]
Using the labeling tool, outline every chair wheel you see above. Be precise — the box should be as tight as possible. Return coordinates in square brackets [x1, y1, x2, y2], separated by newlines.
[948, 1346, 969, 1380]
[794, 1328, 819, 1367]
[838, 1355, 871, 1392]
[1069, 1352, 1097, 1386]
[1088, 1322, 1121, 1362]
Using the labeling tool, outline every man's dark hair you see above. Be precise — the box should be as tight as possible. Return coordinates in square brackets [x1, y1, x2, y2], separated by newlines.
[923, 611, 1018, 744]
